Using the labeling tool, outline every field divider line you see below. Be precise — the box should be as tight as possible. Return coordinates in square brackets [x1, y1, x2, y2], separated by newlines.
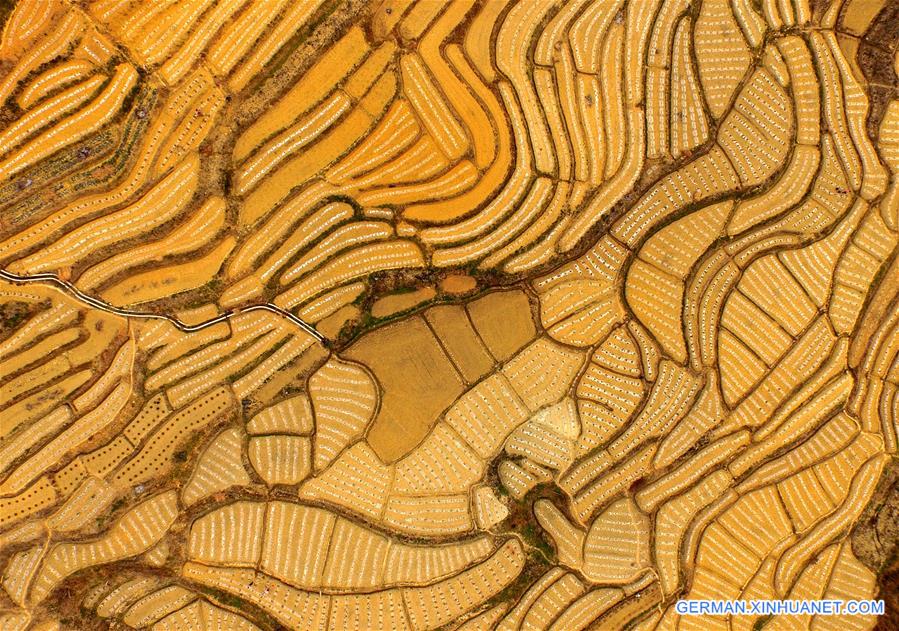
[0, 268, 327, 344]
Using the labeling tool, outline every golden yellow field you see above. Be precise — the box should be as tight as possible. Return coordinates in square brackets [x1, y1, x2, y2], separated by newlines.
[0, 0, 898, 629]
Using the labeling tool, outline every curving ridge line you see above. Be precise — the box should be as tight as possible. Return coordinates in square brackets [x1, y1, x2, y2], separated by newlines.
[0, 269, 327, 344]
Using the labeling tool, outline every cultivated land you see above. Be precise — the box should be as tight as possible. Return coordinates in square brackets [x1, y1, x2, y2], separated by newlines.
[0, 0, 897, 629]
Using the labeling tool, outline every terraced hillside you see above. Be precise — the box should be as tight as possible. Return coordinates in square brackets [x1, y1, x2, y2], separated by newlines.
[0, 0, 897, 629]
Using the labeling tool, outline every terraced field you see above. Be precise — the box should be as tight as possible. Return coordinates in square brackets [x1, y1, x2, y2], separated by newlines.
[0, 0, 897, 629]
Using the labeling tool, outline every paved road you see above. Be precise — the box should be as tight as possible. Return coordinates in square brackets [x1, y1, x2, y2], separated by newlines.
[0, 269, 327, 343]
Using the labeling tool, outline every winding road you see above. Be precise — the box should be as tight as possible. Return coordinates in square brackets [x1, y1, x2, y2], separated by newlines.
[0, 269, 328, 344]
